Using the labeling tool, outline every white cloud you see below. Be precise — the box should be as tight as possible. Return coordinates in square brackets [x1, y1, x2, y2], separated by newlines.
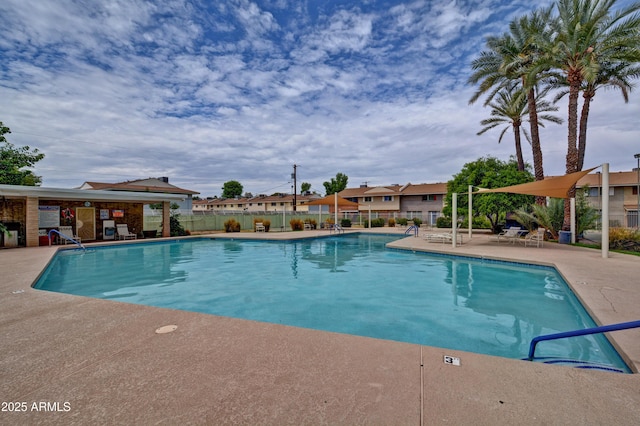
[1, 0, 638, 197]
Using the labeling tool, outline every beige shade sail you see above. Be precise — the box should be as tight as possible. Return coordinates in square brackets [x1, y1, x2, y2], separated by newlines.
[475, 167, 598, 198]
[306, 194, 360, 208]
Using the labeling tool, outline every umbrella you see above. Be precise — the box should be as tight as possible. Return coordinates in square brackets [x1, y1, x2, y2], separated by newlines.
[306, 194, 359, 226]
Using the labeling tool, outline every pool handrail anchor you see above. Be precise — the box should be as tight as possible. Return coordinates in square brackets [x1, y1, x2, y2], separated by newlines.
[48, 229, 86, 251]
[526, 319, 640, 361]
[330, 224, 344, 234]
[405, 225, 419, 237]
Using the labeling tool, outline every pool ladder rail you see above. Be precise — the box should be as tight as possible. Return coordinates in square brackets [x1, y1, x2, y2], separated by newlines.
[405, 225, 419, 237]
[48, 229, 86, 251]
[524, 319, 640, 373]
[330, 224, 344, 234]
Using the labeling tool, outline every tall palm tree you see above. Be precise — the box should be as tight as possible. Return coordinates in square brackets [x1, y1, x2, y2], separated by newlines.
[541, 0, 640, 228]
[477, 85, 562, 172]
[552, 61, 640, 170]
[469, 7, 554, 192]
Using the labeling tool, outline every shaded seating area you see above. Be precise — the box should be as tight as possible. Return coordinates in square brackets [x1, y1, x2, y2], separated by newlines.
[116, 224, 137, 240]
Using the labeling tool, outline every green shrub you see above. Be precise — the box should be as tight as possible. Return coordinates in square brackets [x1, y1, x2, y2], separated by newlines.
[412, 218, 422, 227]
[388, 218, 395, 227]
[371, 218, 385, 227]
[436, 216, 452, 228]
[396, 218, 408, 226]
[341, 218, 352, 227]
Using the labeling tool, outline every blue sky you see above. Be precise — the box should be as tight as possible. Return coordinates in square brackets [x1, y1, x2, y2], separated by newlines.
[1, 0, 638, 197]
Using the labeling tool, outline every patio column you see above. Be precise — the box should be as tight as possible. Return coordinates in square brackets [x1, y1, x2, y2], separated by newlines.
[602, 163, 609, 259]
[468, 185, 473, 240]
[162, 201, 170, 237]
[452, 192, 457, 248]
[25, 196, 40, 247]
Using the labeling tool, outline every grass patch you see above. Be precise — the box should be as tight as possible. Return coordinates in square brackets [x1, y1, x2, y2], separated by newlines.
[573, 242, 640, 257]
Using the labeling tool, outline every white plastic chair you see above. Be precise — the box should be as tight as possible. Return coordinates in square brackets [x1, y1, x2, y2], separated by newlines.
[116, 224, 137, 240]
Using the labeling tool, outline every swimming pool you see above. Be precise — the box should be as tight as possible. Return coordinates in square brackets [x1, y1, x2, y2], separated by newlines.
[34, 234, 630, 372]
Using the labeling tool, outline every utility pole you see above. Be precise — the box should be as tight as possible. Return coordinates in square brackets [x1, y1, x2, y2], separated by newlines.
[292, 164, 297, 212]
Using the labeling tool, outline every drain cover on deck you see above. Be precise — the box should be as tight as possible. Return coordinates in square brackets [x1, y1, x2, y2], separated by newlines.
[155, 325, 178, 334]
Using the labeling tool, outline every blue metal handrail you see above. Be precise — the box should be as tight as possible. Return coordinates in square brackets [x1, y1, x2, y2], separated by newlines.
[405, 225, 419, 237]
[48, 229, 85, 251]
[527, 319, 640, 361]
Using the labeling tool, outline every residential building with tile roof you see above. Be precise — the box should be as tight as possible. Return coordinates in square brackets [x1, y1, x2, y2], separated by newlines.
[577, 170, 640, 228]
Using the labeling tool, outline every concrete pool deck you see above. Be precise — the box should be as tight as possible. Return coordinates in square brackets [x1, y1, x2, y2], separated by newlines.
[1, 229, 639, 425]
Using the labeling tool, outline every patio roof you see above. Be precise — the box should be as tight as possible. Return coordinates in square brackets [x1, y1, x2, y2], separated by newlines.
[0, 184, 187, 203]
[475, 167, 598, 198]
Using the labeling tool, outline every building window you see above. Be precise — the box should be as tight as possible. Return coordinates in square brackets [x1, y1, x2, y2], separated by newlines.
[588, 188, 599, 197]
[364, 196, 372, 202]
[257, 203, 263, 206]
[407, 211, 421, 219]
[422, 194, 437, 201]
[271, 202, 276, 206]
[383, 196, 393, 202]
[633, 187, 638, 195]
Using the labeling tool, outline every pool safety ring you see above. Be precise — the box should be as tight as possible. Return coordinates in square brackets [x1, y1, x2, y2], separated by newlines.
[155, 325, 178, 334]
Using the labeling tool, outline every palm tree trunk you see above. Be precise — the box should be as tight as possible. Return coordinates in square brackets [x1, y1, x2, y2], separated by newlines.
[512, 123, 525, 171]
[564, 73, 581, 230]
[577, 91, 593, 171]
[526, 87, 545, 205]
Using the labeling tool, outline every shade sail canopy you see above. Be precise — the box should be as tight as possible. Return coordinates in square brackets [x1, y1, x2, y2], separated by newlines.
[306, 194, 360, 208]
[476, 167, 598, 198]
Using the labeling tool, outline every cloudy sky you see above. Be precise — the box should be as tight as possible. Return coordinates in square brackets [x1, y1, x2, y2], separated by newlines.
[2, 0, 638, 197]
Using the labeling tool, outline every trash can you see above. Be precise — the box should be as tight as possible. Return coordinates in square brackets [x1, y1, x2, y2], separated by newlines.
[558, 231, 571, 244]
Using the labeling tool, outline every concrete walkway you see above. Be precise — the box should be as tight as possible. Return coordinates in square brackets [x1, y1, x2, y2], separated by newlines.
[1, 229, 639, 425]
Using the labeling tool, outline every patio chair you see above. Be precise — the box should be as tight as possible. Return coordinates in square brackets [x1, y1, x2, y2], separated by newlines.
[422, 231, 463, 244]
[116, 224, 137, 240]
[58, 226, 81, 244]
[524, 228, 545, 248]
[492, 226, 523, 244]
[255, 222, 265, 232]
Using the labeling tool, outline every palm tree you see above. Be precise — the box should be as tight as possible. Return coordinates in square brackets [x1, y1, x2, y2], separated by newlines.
[469, 7, 555, 191]
[477, 85, 562, 172]
[540, 0, 640, 228]
[552, 61, 640, 170]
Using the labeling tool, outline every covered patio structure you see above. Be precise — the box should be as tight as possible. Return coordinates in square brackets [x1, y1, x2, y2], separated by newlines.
[0, 185, 186, 247]
[454, 165, 608, 256]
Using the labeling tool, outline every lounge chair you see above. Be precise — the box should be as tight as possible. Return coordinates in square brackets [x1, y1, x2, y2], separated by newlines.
[255, 222, 265, 232]
[524, 228, 545, 247]
[116, 224, 137, 240]
[423, 231, 463, 244]
[58, 226, 81, 244]
[492, 226, 523, 244]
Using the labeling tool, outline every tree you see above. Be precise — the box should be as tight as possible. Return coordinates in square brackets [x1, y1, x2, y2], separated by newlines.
[443, 157, 535, 233]
[221, 180, 243, 198]
[542, 0, 640, 228]
[300, 182, 311, 194]
[469, 7, 554, 191]
[323, 173, 348, 195]
[477, 85, 562, 171]
[0, 122, 45, 186]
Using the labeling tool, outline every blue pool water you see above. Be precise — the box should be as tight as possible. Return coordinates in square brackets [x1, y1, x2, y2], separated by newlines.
[34, 234, 629, 372]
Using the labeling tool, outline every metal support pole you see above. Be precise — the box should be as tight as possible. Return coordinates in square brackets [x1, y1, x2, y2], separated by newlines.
[570, 197, 576, 244]
[602, 163, 609, 259]
[468, 185, 472, 240]
[452, 193, 457, 248]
